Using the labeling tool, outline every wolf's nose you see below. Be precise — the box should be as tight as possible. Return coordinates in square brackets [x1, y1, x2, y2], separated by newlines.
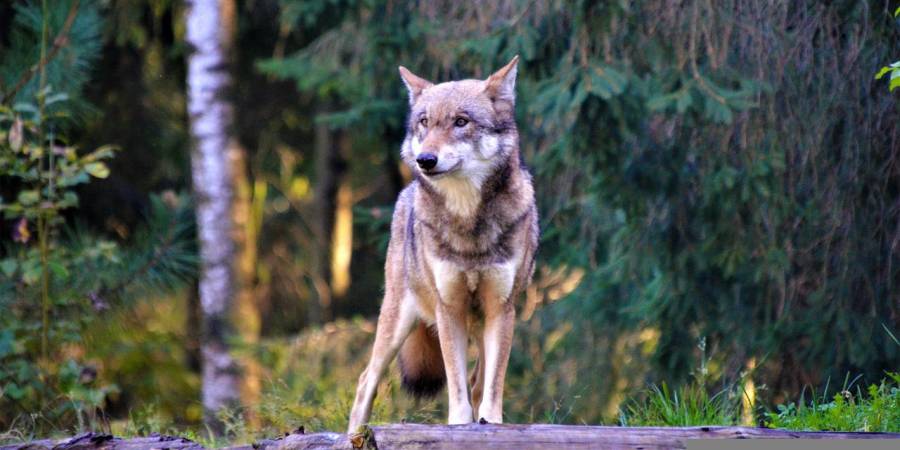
[416, 153, 438, 170]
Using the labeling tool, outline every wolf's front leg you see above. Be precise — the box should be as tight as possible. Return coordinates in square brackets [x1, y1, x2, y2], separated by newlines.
[347, 291, 418, 434]
[429, 256, 474, 424]
[477, 297, 514, 423]
[434, 290, 473, 424]
[476, 260, 518, 424]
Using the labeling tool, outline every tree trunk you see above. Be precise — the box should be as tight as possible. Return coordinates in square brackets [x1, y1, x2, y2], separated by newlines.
[186, 0, 239, 433]
[330, 133, 353, 302]
[230, 139, 263, 427]
[310, 116, 347, 324]
[309, 117, 330, 324]
[221, 0, 263, 428]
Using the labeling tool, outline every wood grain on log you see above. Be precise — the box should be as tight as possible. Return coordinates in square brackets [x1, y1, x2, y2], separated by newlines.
[3, 426, 898, 450]
[363, 424, 900, 450]
[0, 433, 206, 450]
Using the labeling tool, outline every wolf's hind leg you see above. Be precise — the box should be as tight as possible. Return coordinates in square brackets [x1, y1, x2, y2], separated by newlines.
[347, 291, 418, 433]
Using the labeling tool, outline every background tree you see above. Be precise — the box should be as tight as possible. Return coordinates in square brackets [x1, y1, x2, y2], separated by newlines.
[185, 0, 239, 432]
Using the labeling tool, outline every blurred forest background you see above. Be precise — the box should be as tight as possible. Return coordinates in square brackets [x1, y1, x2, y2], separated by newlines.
[1, 0, 899, 441]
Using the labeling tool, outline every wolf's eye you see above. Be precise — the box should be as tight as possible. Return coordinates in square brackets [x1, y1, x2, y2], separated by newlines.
[419, 118, 428, 127]
[454, 117, 469, 127]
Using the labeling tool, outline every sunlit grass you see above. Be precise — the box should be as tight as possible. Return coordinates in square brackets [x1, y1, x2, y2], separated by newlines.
[765, 373, 900, 433]
[618, 382, 741, 427]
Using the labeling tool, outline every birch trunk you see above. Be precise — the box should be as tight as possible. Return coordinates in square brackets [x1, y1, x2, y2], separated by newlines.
[186, 0, 239, 432]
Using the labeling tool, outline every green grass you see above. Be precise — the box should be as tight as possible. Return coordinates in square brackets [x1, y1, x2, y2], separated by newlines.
[618, 373, 900, 432]
[765, 373, 900, 432]
[618, 382, 741, 427]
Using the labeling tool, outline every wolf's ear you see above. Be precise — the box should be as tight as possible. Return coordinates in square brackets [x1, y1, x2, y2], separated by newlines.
[485, 55, 519, 105]
[398, 66, 433, 105]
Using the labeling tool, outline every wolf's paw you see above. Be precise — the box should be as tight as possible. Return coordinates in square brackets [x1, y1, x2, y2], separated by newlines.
[348, 424, 375, 449]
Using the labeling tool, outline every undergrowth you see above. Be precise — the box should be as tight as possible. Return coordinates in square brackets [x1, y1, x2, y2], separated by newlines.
[619, 382, 741, 427]
[765, 373, 900, 433]
[2, 319, 897, 444]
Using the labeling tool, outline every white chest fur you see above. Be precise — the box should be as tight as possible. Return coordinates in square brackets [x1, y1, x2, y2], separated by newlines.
[432, 176, 482, 218]
[427, 250, 521, 306]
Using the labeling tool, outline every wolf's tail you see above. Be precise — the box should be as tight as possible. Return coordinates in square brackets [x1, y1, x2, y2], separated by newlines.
[398, 322, 445, 398]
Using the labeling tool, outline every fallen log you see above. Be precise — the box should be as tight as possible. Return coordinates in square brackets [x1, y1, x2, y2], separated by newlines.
[0, 433, 211, 450]
[3, 425, 898, 450]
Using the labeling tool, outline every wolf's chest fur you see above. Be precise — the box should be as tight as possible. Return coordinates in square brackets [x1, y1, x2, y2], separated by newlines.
[412, 158, 534, 269]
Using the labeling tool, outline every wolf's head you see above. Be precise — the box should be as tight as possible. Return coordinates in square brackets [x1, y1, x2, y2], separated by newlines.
[399, 56, 520, 216]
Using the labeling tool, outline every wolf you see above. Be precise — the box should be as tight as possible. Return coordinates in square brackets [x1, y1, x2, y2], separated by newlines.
[346, 56, 538, 434]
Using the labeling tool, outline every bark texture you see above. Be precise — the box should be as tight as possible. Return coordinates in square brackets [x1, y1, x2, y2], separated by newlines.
[309, 117, 335, 324]
[310, 119, 350, 323]
[186, 0, 239, 431]
[5, 426, 897, 450]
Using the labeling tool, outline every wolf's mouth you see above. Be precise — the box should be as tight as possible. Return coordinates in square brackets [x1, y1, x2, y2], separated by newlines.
[422, 161, 461, 178]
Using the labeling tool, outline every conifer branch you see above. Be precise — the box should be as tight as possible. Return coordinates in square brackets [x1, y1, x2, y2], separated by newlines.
[104, 213, 180, 298]
[96, 200, 192, 302]
[1, 0, 80, 104]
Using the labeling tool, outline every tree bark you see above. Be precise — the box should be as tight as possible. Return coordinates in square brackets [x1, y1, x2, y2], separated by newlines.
[329, 134, 353, 302]
[310, 116, 348, 324]
[220, 0, 263, 428]
[186, 0, 239, 433]
[230, 139, 263, 427]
